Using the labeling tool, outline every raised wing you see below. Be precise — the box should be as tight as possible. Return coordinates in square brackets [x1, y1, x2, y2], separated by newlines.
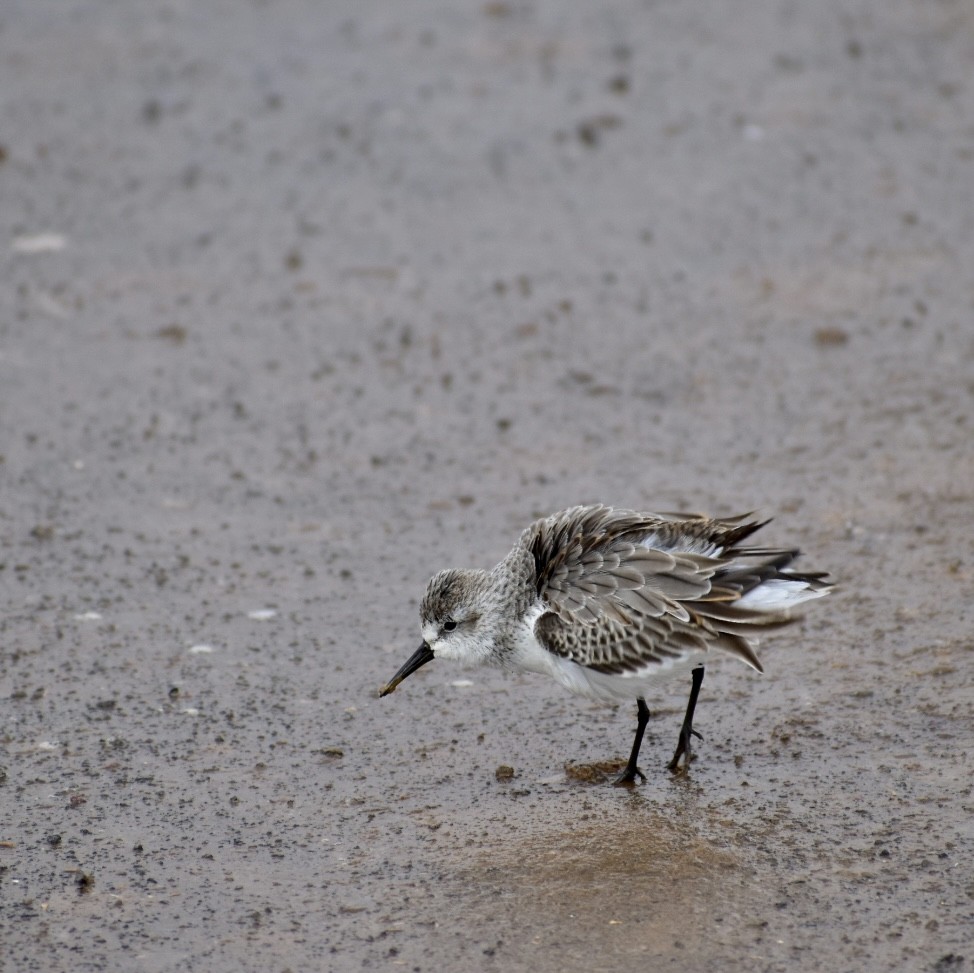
[526, 505, 818, 675]
[529, 505, 747, 626]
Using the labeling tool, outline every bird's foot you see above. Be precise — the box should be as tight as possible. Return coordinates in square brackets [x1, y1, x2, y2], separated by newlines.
[613, 764, 646, 787]
[667, 728, 703, 775]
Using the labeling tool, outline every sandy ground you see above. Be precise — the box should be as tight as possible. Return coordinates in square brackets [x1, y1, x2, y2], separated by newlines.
[2, 1, 973, 970]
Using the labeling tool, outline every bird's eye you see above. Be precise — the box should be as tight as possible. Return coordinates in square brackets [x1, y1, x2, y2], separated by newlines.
[443, 620, 458, 632]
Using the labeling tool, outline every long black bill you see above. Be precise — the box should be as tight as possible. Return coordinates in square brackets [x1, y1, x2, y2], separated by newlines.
[379, 642, 434, 697]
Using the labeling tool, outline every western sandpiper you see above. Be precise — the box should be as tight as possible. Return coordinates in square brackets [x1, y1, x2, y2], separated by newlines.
[380, 505, 831, 785]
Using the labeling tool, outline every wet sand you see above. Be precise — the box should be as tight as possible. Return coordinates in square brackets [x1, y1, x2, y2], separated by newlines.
[2, 1, 973, 970]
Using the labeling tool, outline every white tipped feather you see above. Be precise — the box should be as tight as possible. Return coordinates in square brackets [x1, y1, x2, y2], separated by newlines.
[736, 578, 829, 612]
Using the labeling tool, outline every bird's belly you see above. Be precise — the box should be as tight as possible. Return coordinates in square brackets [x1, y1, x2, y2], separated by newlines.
[568, 657, 702, 700]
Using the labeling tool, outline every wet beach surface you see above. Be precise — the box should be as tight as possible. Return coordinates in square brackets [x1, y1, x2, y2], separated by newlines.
[1, 1, 973, 970]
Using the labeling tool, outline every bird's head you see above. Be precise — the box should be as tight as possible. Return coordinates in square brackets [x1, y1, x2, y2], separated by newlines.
[379, 568, 495, 696]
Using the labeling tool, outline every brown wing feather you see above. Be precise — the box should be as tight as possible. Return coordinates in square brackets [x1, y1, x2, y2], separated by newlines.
[531, 506, 726, 625]
[528, 505, 826, 676]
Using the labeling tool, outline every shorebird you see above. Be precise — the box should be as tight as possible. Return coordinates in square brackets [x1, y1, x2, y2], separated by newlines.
[380, 505, 831, 785]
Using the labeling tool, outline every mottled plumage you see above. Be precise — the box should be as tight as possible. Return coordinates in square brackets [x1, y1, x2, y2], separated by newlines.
[381, 504, 831, 785]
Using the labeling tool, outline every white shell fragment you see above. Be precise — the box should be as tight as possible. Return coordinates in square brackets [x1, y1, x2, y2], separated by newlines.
[12, 232, 68, 254]
[247, 608, 277, 620]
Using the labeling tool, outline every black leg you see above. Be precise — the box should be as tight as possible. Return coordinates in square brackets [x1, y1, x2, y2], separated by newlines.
[668, 666, 705, 774]
[614, 698, 650, 786]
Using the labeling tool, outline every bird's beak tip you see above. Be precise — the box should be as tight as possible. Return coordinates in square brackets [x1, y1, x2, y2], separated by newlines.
[379, 642, 434, 700]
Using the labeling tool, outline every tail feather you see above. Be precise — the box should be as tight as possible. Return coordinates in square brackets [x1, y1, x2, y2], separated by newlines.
[690, 548, 832, 669]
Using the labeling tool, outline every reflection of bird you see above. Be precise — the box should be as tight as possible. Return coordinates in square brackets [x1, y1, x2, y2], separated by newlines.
[380, 505, 831, 785]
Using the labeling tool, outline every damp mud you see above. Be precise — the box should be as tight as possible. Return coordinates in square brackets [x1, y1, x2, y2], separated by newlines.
[2, 1, 973, 971]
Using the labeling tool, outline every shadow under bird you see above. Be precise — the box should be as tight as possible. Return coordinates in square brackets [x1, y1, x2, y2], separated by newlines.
[380, 504, 831, 785]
